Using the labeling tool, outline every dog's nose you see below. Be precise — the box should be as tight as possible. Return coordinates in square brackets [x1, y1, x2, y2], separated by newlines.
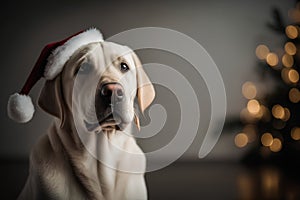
[100, 83, 124, 102]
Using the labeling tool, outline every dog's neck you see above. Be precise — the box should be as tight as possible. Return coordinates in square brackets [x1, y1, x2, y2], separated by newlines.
[47, 118, 134, 199]
[49, 117, 128, 152]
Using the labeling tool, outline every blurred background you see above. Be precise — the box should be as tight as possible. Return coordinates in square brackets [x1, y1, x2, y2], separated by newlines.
[1, 0, 300, 199]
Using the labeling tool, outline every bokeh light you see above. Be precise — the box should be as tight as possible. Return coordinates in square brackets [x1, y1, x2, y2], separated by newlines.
[288, 69, 299, 83]
[281, 68, 290, 83]
[272, 104, 285, 119]
[284, 42, 297, 55]
[247, 99, 260, 115]
[255, 44, 270, 60]
[282, 53, 294, 68]
[282, 108, 290, 122]
[261, 133, 273, 147]
[242, 82, 257, 99]
[291, 127, 300, 140]
[286, 25, 298, 39]
[269, 138, 282, 152]
[235, 133, 248, 148]
[266, 53, 279, 67]
[289, 88, 300, 103]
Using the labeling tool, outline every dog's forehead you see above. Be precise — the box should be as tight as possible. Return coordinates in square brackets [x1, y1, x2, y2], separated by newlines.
[101, 41, 133, 61]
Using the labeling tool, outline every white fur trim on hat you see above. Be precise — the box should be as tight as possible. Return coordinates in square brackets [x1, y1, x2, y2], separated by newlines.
[7, 93, 35, 123]
[44, 28, 103, 80]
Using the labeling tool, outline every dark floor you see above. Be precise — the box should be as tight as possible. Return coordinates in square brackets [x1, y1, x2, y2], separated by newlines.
[1, 160, 300, 200]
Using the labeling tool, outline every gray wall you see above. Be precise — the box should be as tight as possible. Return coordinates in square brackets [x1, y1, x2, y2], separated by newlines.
[0, 0, 293, 160]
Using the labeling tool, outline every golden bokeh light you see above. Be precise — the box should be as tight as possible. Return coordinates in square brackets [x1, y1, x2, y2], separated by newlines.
[282, 53, 294, 68]
[243, 124, 257, 143]
[266, 53, 279, 67]
[256, 44, 270, 60]
[282, 108, 290, 122]
[288, 69, 299, 83]
[261, 133, 273, 147]
[270, 138, 282, 152]
[247, 99, 260, 115]
[281, 68, 290, 83]
[286, 25, 298, 39]
[289, 88, 300, 103]
[272, 104, 285, 119]
[235, 133, 248, 148]
[291, 127, 300, 140]
[284, 42, 297, 55]
[242, 82, 257, 99]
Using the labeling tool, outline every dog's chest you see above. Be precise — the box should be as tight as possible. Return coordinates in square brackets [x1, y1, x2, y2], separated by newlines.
[36, 133, 147, 200]
[40, 155, 146, 200]
[38, 154, 88, 199]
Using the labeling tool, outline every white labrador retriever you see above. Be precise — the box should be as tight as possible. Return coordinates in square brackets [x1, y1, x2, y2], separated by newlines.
[18, 41, 155, 200]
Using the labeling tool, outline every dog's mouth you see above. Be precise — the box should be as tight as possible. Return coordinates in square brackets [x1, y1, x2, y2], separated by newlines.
[84, 112, 123, 132]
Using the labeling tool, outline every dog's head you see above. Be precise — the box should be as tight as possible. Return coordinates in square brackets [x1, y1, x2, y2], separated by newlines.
[38, 42, 155, 132]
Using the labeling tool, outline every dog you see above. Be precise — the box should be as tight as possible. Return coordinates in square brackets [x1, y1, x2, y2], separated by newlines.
[17, 41, 155, 199]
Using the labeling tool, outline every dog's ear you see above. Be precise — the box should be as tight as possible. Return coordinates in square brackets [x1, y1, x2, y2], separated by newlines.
[134, 114, 141, 131]
[132, 52, 155, 129]
[38, 75, 65, 126]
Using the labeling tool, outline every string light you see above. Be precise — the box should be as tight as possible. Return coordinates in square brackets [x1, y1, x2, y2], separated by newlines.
[269, 138, 282, 152]
[237, 5, 300, 159]
[281, 68, 290, 83]
[286, 25, 298, 39]
[291, 127, 300, 140]
[282, 53, 294, 68]
[282, 108, 290, 122]
[281, 68, 299, 84]
[256, 44, 270, 60]
[284, 42, 297, 55]
[272, 104, 285, 119]
[242, 82, 257, 99]
[288, 69, 299, 83]
[266, 53, 279, 67]
[235, 133, 248, 148]
[247, 99, 260, 115]
[289, 88, 300, 103]
[261, 133, 273, 147]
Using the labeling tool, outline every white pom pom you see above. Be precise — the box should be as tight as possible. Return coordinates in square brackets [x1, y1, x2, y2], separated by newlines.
[7, 93, 35, 123]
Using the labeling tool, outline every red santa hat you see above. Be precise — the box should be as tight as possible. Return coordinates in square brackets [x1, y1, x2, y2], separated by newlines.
[7, 28, 103, 123]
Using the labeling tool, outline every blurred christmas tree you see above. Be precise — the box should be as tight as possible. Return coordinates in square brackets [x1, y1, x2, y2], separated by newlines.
[229, 2, 300, 165]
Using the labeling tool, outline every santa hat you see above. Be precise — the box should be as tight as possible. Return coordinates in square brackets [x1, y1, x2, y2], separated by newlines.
[7, 28, 103, 123]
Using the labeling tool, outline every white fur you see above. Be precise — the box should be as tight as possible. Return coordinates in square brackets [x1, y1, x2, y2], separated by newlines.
[7, 93, 35, 123]
[44, 28, 103, 80]
[18, 42, 151, 200]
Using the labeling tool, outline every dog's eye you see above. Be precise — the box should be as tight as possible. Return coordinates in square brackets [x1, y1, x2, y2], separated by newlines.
[120, 62, 129, 72]
[77, 63, 92, 75]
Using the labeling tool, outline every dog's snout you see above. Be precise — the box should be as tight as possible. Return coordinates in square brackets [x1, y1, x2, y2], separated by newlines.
[100, 83, 124, 102]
